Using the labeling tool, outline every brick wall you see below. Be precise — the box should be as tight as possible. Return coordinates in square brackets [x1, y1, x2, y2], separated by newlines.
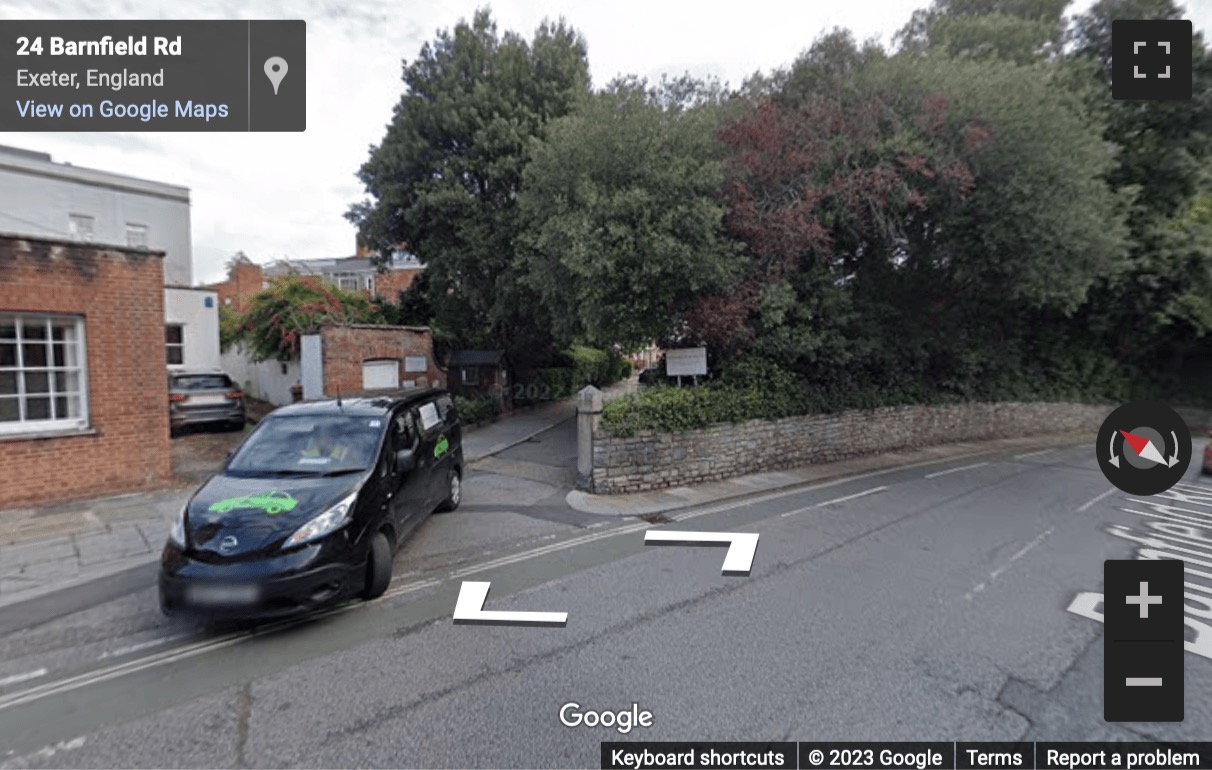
[210, 261, 263, 312]
[373, 268, 421, 298]
[0, 234, 172, 508]
[319, 324, 445, 396]
[590, 402, 1111, 494]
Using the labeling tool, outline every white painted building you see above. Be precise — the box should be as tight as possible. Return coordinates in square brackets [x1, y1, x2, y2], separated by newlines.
[0, 144, 220, 372]
[0, 144, 192, 286]
[165, 287, 221, 373]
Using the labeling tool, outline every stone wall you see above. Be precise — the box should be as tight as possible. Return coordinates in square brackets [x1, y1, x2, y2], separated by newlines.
[590, 402, 1111, 494]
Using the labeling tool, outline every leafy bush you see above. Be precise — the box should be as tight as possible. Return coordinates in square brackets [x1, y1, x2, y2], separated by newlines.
[600, 354, 1130, 438]
[454, 394, 501, 425]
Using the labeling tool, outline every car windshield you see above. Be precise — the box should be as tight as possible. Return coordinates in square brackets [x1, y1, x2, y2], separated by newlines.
[226, 414, 384, 475]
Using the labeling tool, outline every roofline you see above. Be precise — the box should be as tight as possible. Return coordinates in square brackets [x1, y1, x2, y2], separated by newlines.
[324, 323, 434, 333]
[0, 151, 190, 204]
[0, 231, 167, 257]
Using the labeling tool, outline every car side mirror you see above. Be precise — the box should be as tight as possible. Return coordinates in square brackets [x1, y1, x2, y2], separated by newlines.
[395, 449, 416, 473]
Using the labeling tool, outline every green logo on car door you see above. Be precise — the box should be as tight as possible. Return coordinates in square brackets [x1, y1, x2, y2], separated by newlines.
[208, 491, 299, 515]
[434, 435, 449, 458]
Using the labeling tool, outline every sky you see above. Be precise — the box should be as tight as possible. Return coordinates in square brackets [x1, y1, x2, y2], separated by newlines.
[1, 0, 1209, 286]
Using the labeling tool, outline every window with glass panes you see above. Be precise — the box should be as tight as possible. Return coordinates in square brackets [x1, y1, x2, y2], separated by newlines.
[0, 314, 88, 434]
[165, 324, 184, 365]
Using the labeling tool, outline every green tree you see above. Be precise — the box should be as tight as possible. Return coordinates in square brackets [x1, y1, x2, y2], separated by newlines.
[236, 276, 385, 362]
[896, 0, 1069, 63]
[518, 75, 743, 349]
[1068, 0, 1212, 373]
[712, 32, 1128, 398]
[347, 8, 590, 370]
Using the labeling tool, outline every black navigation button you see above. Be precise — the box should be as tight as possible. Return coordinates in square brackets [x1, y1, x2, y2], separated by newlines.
[1103, 559, 1185, 722]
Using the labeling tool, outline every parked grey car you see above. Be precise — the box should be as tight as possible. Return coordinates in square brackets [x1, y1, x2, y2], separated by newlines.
[169, 371, 245, 434]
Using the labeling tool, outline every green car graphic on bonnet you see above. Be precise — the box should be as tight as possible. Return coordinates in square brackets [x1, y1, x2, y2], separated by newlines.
[208, 490, 299, 516]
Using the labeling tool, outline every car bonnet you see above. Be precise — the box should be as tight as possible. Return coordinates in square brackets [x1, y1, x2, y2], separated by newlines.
[185, 473, 364, 556]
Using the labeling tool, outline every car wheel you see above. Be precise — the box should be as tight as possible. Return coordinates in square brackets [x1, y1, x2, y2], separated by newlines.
[362, 531, 392, 600]
[436, 468, 462, 512]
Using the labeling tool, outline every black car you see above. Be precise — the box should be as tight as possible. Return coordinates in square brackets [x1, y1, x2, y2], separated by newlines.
[159, 389, 463, 619]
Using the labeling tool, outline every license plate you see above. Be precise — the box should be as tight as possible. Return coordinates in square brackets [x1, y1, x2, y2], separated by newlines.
[187, 394, 227, 406]
[186, 583, 260, 605]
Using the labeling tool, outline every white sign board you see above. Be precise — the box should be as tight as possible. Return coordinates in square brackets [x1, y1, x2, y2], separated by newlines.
[665, 347, 708, 377]
[404, 356, 428, 373]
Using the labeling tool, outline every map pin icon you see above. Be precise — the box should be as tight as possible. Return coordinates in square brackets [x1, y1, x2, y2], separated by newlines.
[264, 57, 288, 95]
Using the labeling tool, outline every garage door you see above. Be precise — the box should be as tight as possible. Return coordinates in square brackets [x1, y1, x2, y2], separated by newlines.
[362, 360, 399, 390]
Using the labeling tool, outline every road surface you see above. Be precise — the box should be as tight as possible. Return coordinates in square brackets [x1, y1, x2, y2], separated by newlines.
[0, 440, 1209, 768]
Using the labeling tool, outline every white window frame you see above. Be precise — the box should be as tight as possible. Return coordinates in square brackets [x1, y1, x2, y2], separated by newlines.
[68, 213, 95, 242]
[126, 222, 149, 249]
[332, 273, 361, 292]
[166, 324, 184, 366]
[404, 356, 427, 373]
[0, 313, 89, 436]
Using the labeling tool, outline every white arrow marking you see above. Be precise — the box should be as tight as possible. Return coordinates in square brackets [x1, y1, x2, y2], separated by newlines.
[643, 530, 760, 576]
[451, 581, 567, 627]
[1110, 432, 1120, 468]
[1169, 430, 1181, 467]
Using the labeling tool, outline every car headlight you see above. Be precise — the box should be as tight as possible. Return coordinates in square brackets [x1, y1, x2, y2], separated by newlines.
[169, 505, 187, 548]
[284, 491, 357, 549]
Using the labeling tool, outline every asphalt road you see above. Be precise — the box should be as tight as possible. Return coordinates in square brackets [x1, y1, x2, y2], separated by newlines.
[1, 440, 1210, 768]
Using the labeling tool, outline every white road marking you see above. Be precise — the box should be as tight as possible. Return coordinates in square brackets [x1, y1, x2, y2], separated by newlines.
[98, 635, 189, 661]
[1015, 448, 1056, 459]
[780, 486, 888, 517]
[1077, 488, 1116, 512]
[0, 668, 47, 687]
[925, 462, 989, 479]
[966, 527, 1054, 599]
[990, 527, 1054, 580]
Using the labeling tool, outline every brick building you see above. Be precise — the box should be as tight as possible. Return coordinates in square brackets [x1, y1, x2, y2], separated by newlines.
[299, 324, 445, 401]
[261, 250, 424, 299]
[209, 258, 265, 312]
[0, 234, 172, 508]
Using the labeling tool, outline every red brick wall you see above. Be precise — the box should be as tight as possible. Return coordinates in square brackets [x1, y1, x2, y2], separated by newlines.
[210, 262, 263, 312]
[319, 324, 446, 396]
[373, 268, 421, 298]
[0, 235, 172, 509]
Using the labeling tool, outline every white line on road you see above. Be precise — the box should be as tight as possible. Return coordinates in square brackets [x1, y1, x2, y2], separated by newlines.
[1077, 488, 1116, 513]
[0, 668, 46, 688]
[966, 527, 1055, 599]
[780, 486, 888, 517]
[925, 462, 989, 479]
[1014, 448, 1056, 459]
[98, 635, 190, 661]
[990, 527, 1054, 580]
